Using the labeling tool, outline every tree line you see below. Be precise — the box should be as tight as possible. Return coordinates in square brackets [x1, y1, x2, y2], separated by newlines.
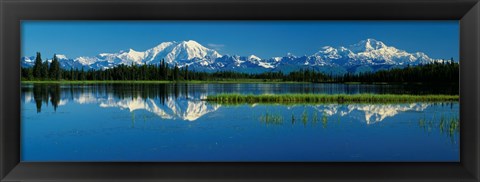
[334, 61, 459, 83]
[21, 52, 459, 83]
[22, 52, 62, 81]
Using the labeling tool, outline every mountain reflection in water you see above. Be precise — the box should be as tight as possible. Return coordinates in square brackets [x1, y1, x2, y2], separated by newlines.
[22, 84, 457, 124]
[21, 83, 459, 162]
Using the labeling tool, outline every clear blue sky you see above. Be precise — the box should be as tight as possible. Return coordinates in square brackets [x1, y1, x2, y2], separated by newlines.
[22, 21, 459, 61]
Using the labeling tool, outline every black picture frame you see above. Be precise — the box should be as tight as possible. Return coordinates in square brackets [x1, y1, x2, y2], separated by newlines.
[1, 0, 479, 181]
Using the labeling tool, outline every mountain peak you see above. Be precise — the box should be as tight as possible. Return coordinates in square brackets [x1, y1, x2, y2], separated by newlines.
[21, 39, 441, 74]
[143, 40, 221, 64]
[184, 39, 198, 43]
[55, 54, 68, 60]
[319, 46, 336, 53]
[248, 55, 261, 61]
[349, 38, 387, 52]
[285, 52, 296, 57]
[363, 38, 384, 45]
[179, 40, 203, 47]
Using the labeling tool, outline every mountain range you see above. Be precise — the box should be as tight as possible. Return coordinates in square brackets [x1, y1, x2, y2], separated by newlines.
[21, 39, 447, 74]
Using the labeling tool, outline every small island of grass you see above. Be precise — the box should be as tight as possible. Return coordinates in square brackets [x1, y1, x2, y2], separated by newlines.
[205, 93, 459, 104]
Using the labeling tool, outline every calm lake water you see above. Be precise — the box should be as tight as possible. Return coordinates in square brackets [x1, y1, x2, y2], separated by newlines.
[21, 83, 459, 162]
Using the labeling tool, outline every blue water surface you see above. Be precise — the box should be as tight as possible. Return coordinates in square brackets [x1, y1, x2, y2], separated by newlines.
[21, 83, 459, 162]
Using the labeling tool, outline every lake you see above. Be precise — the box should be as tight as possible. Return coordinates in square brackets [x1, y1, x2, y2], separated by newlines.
[21, 83, 459, 162]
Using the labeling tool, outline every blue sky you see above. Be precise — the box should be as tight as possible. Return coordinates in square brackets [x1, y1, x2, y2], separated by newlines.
[22, 21, 459, 61]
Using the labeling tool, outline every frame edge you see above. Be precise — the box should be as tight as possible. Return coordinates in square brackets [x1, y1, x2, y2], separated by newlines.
[461, 1, 480, 180]
[1, 0, 480, 181]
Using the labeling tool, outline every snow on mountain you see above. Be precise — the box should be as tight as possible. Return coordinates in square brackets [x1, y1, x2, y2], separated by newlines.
[55, 54, 68, 60]
[141, 40, 221, 66]
[118, 49, 147, 65]
[349, 38, 388, 53]
[21, 39, 447, 74]
[165, 40, 221, 63]
[75, 56, 98, 65]
[21, 56, 36, 68]
[245, 55, 274, 68]
[248, 55, 261, 62]
[342, 38, 434, 66]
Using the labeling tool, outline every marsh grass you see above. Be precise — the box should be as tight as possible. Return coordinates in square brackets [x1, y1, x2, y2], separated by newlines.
[206, 93, 458, 104]
[312, 111, 319, 126]
[322, 112, 328, 128]
[259, 110, 283, 125]
[260, 109, 332, 128]
[301, 109, 308, 127]
[419, 114, 460, 140]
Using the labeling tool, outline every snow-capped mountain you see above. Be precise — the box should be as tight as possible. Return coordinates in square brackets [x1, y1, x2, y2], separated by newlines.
[97, 40, 222, 66]
[21, 39, 447, 74]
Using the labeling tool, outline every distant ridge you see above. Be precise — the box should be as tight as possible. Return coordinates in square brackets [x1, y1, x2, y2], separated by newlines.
[21, 39, 449, 74]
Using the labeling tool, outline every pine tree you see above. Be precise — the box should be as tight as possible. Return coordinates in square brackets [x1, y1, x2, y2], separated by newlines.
[173, 64, 179, 81]
[33, 52, 43, 79]
[41, 59, 49, 80]
[160, 59, 167, 80]
[49, 54, 61, 80]
[26, 68, 33, 80]
[185, 65, 189, 80]
[80, 67, 86, 80]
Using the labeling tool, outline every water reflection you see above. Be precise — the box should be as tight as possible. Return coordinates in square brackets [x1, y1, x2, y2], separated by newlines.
[23, 84, 458, 124]
[23, 82, 458, 110]
[21, 83, 460, 162]
[99, 96, 220, 121]
[253, 103, 459, 140]
[23, 84, 220, 121]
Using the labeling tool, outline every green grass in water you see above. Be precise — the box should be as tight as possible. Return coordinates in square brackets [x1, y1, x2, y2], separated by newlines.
[419, 115, 459, 141]
[259, 111, 283, 125]
[205, 93, 459, 104]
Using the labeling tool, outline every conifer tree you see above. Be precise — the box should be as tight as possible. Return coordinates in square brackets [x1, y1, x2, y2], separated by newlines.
[49, 54, 61, 80]
[173, 64, 179, 81]
[41, 59, 49, 80]
[185, 65, 189, 80]
[33, 52, 43, 79]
